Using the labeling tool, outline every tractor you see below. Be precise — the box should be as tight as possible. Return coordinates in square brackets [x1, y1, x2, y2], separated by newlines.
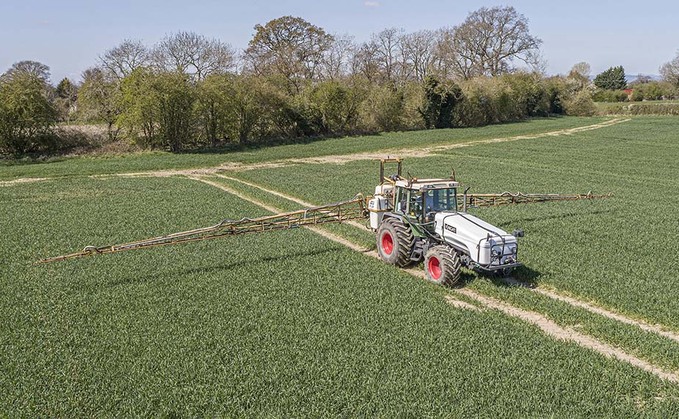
[368, 158, 521, 286]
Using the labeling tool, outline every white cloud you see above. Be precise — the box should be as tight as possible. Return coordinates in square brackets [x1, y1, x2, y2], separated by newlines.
[364, 1, 380, 7]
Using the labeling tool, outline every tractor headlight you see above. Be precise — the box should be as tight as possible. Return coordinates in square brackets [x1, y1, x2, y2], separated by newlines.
[491, 245, 502, 259]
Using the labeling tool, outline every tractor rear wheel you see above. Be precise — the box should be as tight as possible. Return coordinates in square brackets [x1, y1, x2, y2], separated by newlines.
[376, 217, 414, 267]
[424, 245, 461, 286]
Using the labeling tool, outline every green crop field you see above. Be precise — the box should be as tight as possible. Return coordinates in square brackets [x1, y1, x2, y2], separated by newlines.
[3, 116, 679, 416]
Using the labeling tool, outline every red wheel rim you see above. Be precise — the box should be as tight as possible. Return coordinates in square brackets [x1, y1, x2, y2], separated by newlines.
[381, 232, 394, 255]
[428, 256, 442, 280]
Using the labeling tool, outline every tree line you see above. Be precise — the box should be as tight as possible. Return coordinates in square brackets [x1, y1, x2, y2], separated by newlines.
[2, 7, 679, 156]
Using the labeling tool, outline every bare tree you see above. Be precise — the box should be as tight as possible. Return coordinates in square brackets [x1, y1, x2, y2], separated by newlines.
[322, 34, 355, 80]
[243, 16, 334, 90]
[100, 39, 151, 80]
[448, 6, 542, 79]
[372, 28, 405, 82]
[660, 51, 679, 86]
[154, 31, 236, 81]
[570, 62, 591, 79]
[351, 41, 381, 82]
[431, 28, 457, 79]
[401, 30, 436, 82]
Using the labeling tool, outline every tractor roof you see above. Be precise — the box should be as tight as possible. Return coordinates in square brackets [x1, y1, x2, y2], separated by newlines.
[395, 178, 459, 190]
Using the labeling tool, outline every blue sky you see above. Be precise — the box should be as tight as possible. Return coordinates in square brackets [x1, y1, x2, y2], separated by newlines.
[1, 0, 678, 83]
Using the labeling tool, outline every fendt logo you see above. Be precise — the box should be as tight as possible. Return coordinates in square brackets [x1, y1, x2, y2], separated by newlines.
[445, 225, 456, 234]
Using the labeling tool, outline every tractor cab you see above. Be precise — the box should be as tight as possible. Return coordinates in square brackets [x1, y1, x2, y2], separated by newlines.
[368, 158, 459, 236]
[393, 179, 459, 226]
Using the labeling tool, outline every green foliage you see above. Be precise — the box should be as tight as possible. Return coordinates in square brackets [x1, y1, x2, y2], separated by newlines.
[309, 80, 363, 134]
[118, 70, 197, 151]
[563, 90, 597, 116]
[359, 84, 405, 131]
[629, 81, 677, 101]
[419, 76, 463, 129]
[455, 77, 518, 127]
[154, 73, 197, 152]
[501, 72, 550, 117]
[592, 89, 628, 102]
[118, 68, 159, 147]
[54, 78, 78, 122]
[593, 66, 627, 90]
[77, 68, 123, 141]
[0, 72, 58, 155]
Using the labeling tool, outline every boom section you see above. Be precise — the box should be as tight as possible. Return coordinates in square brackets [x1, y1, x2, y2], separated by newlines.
[462, 191, 611, 209]
[36, 195, 367, 264]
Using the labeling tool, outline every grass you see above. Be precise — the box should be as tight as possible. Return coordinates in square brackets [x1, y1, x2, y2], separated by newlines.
[4, 117, 679, 415]
[0, 116, 599, 180]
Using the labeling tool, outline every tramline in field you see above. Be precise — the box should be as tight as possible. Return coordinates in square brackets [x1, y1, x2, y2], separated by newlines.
[38, 158, 609, 286]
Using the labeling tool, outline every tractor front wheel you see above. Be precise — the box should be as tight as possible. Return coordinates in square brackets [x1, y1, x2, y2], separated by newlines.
[424, 245, 461, 287]
[376, 218, 414, 267]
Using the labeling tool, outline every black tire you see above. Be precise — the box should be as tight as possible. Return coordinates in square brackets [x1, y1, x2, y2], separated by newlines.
[424, 245, 461, 286]
[376, 217, 414, 267]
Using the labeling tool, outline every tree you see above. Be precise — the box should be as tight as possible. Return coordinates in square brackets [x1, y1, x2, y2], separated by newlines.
[569, 62, 591, 79]
[196, 74, 265, 146]
[118, 69, 196, 152]
[153, 31, 235, 81]
[153, 72, 196, 152]
[77, 67, 122, 141]
[401, 30, 436, 82]
[100, 39, 151, 80]
[567, 62, 591, 91]
[593, 66, 627, 90]
[370, 28, 405, 83]
[447, 6, 541, 79]
[54, 77, 78, 122]
[244, 16, 334, 91]
[2, 60, 51, 84]
[321, 34, 355, 80]
[118, 68, 157, 146]
[660, 51, 679, 86]
[352, 41, 381, 82]
[0, 72, 57, 155]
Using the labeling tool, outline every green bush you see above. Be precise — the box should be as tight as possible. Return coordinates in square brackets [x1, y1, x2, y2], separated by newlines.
[501, 73, 550, 117]
[592, 89, 628, 102]
[629, 81, 677, 101]
[358, 84, 405, 132]
[455, 76, 536, 127]
[563, 90, 597, 116]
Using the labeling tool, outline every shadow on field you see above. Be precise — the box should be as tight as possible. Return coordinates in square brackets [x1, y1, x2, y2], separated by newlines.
[108, 247, 341, 287]
[454, 265, 542, 289]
